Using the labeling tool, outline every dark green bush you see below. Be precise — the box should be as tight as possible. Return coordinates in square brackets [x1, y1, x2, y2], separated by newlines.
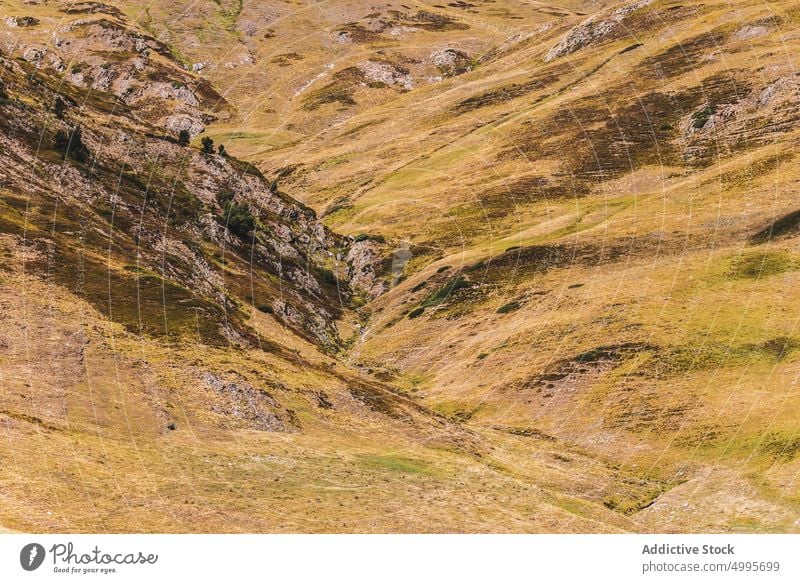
[177, 129, 190, 146]
[16, 16, 39, 27]
[420, 276, 472, 308]
[201, 136, 214, 154]
[465, 260, 485, 273]
[496, 301, 520, 314]
[53, 96, 67, 118]
[54, 126, 89, 162]
[223, 202, 256, 239]
[316, 267, 338, 285]
[216, 190, 234, 206]
[408, 307, 425, 319]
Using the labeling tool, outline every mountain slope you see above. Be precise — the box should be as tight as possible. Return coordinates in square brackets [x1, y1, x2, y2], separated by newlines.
[0, 0, 671, 533]
[2, 0, 800, 533]
[214, 0, 800, 531]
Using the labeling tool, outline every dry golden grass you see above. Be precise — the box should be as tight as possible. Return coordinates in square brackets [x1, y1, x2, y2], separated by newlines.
[3, 0, 800, 532]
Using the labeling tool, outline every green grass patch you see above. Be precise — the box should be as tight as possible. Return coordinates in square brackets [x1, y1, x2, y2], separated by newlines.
[603, 483, 675, 515]
[727, 251, 798, 279]
[758, 433, 800, 461]
[420, 276, 472, 308]
[644, 338, 800, 378]
[361, 454, 433, 475]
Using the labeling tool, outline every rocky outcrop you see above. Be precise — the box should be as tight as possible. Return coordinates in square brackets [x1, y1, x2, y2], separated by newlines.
[0, 12, 350, 350]
[346, 239, 390, 299]
[1, 14, 230, 136]
[202, 372, 298, 432]
[431, 48, 472, 77]
[358, 60, 414, 90]
[544, 0, 653, 62]
[681, 73, 800, 163]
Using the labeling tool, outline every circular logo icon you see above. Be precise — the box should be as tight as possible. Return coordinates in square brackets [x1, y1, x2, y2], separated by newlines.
[20, 543, 46, 571]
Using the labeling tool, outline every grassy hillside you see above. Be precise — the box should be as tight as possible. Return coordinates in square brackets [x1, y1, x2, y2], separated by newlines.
[233, 0, 800, 531]
[1, 0, 800, 532]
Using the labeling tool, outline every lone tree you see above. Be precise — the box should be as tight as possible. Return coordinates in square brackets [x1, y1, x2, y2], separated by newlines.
[53, 96, 67, 119]
[54, 126, 89, 162]
[223, 202, 256, 239]
[177, 129, 191, 146]
[217, 144, 226, 156]
[201, 136, 214, 154]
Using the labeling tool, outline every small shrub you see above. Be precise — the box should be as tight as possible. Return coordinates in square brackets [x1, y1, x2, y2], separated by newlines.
[218, 144, 226, 156]
[256, 304, 273, 314]
[201, 136, 214, 154]
[317, 267, 338, 285]
[215, 190, 234, 206]
[757, 336, 800, 361]
[177, 129, 190, 146]
[420, 276, 472, 308]
[496, 301, 520, 314]
[465, 260, 485, 273]
[408, 307, 425, 318]
[222, 202, 256, 239]
[350, 232, 386, 244]
[53, 96, 68, 118]
[54, 126, 89, 162]
[751, 209, 800, 243]
[15, 16, 39, 27]
[54, 129, 69, 149]
[759, 432, 800, 460]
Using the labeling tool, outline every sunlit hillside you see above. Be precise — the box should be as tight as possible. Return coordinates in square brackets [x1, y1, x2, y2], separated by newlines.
[1, 0, 799, 532]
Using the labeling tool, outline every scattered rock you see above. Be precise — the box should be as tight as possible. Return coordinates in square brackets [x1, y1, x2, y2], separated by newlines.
[733, 24, 770, 41]
[358, 60, 413, 90]
[203, 372, 297, 432]
[545, 0, 653, 62]
[5, 16, 39, 28]
[347, 238, 390, 298]
[430, 48, 472, 77]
